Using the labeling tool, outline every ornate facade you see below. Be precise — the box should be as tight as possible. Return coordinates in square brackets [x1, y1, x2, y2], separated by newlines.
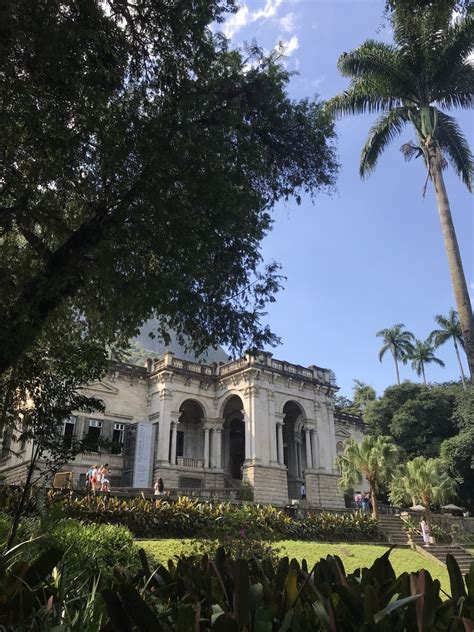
[1, 350, 365, 508]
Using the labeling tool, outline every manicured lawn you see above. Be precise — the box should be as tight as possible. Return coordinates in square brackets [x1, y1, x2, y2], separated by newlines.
[136, 539, 451, 593]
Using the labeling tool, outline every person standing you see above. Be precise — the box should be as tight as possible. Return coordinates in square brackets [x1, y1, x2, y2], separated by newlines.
[300, 483, 306, 500]
[420, 517, 431, 547]
[90, 464, 99, 495]
[85, 465, 93, 491]
[100, 464, 110, 492]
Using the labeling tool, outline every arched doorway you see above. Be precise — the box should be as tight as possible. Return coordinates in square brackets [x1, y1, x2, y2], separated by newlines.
[282, 401, 306, 499]
[177, 400, 205, 467]
[222, 395, 245, 480]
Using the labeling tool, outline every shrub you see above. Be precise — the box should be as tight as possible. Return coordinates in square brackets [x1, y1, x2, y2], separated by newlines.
[41, 491, 382, 543]
[0, 512, 139, 586]
[47, 519, 139, 583]
[101, 547, 474, 630]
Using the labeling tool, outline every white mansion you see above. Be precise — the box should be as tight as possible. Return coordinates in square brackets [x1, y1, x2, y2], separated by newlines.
[1, 338, 364, 508]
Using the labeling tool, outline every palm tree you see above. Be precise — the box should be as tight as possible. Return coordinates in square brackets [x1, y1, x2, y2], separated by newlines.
[352, 380, 376, 412]
[391, 456, 456, 532]
[430, 309, 468, 389]
[338, 435, 399, 518]
[328, 4, 474, 383]
[410, 338, 445, 384]
[377, 324, 415, 384]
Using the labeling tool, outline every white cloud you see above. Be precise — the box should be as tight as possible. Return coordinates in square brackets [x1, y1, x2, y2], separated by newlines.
[223, 0, 284, 39]
[278, 35, 299, 57]
[279, 12, 295, 33]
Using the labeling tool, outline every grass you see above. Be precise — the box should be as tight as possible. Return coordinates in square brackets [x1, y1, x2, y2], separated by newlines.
[136, 539, 451, 593]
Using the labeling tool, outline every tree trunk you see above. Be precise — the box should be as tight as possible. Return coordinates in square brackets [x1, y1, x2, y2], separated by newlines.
[6, 443, 39, 551]
[370, 483, 378, 519]
[421, 363, 426, 385]
[392, 352, 400, 385]
[430, 150, 474, 384]
[453, 339, 467, 390]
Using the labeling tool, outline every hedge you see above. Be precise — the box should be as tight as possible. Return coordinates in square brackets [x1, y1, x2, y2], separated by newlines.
[42, 492, 382, 542]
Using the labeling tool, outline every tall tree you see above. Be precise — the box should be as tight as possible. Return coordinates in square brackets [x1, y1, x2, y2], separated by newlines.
[377, 324, 415, 384]
[0, 0, 338, 375]
[410, 338, 445, 384]
[352, 380, 376, 412]
[328, 2, 474, 382]
[364, 382, 458, 459]
[430, 310, 468, 389]
[338, 435, 399, 518]
[390, 456, 457, 531]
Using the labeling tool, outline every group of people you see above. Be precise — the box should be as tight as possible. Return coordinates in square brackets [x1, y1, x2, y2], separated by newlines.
[354, 492, 372, 512]
[85, 463, 111, 493]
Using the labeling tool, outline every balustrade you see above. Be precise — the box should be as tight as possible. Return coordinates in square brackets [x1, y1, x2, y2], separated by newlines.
[176, 456, 204, 469]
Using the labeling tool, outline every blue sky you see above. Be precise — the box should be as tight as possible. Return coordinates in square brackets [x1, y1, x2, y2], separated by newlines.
[219, 0, 473, 398]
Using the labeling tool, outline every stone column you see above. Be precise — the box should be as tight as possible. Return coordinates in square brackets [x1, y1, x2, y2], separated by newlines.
[215, 428, 222, 469]
[305, 428, 312, 471]
[170, 421, 177, 466]
[293, 440, 300, 478]
[268, 393, 278, 464]
[242, 410, 251, 462]
[156, 388, 172, 467]
[277, 422, 284, 465]
[203, 427, 210, 469]
[311, 429, 318, 469]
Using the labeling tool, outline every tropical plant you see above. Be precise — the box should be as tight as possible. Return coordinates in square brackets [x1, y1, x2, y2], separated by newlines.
[102, 547, 474, 631]
[376, 324, 415, 384]
[5, 491, 381, 543]
[409, 338, 445, 384]
[430, 309, 468, 388]
[328, 2, 474, 383]
[337, 435, 400, 518]
[352, 380, 377, 411]
[390, 456, 457, 530]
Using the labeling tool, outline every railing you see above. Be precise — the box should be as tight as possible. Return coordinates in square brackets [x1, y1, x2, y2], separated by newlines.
[270, 360, 318, 381]
[176, 457, 204, 469]
[171, 358, 213, 376]
[219, 358, 248, 376]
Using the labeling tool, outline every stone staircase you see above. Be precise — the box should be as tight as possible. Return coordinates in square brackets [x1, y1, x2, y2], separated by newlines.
[378, 515, 411, 547]
[378, 515, 474, 574]
[419, 544, 474, 575]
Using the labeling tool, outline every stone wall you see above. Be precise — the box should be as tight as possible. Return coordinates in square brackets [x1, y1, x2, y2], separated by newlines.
[305, 471, 345, 509]
[244, 463, 289, 505]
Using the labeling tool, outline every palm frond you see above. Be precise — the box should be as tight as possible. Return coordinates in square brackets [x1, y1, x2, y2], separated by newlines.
[436, 111, 474, 191]
[433, 13, 474, 89]
[401, 142, 423, 163]
[326, 80, 403, 118]
[360, 107, 411, 177]
[378, 344, 389, 363]
[337, 40, 417, 94]
[434, 66, 474, 110]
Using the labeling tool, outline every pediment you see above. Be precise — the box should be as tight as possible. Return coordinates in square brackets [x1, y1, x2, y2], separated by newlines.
[81, 380, 120, 396]
[335, 427, 351, 439]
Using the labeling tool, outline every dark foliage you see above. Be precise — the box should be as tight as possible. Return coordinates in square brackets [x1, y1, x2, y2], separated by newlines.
[0, 0, 338, 373]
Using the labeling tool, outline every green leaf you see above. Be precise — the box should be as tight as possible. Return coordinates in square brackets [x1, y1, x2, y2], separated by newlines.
[177, 604, 196, 632]
[447, 553, 467, 603]
[118, 585, 163, 631]
[212, 613, 238, 631]
[373, 593, 422, 623]
[234, 559, 250, 631]
[101, 589, 133, 632]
